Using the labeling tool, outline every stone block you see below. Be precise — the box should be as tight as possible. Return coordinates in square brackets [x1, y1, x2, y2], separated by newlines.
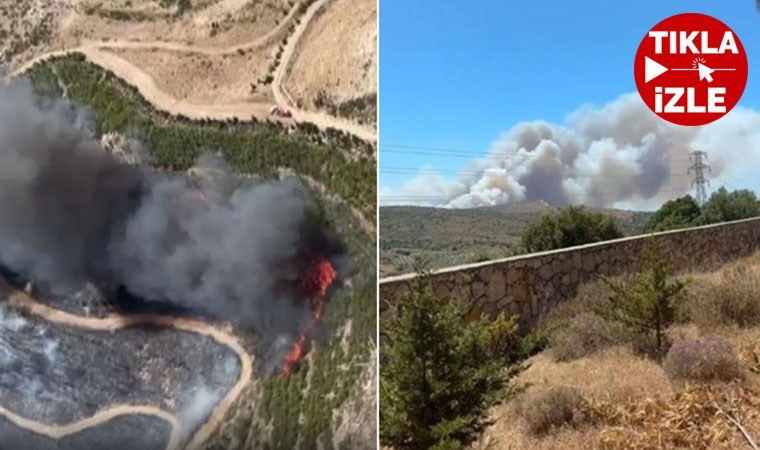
[488, 270, 506, 302]
[506, 268, 521, 284]
[432, 282, 450, 300]
[539, 264, 553, 280]
[472, 281, 485, 299]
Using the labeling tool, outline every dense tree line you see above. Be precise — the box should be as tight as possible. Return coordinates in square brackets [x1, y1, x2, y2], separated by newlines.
[521, 206, 624, 253]
[27, 55, 376, 222]
[644, 188, 760, 233]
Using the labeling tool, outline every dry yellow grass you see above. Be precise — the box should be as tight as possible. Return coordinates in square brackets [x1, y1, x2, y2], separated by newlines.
[283, 0, 377, 111]
[110, 46, 275, 105]
[477, 252, 760, 450]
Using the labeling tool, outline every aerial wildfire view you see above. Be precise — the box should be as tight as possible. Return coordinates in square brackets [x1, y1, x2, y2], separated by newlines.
[0, 0, 377, 449]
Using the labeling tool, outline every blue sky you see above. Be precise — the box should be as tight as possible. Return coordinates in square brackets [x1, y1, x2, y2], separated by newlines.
[379, 1, 760, 209]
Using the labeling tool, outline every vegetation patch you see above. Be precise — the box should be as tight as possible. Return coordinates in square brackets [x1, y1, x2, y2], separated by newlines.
[596, 241, 685, 359]
[663, 337, 744, 383]
[587, 383, 760, 450]
[380, 273, 525, 450]
[315, 91, 378, 126]
[680, 264, 760, 328]
[517, 386, 589, 436]
[520, 206, 623, 253]
[25, 54, 376, 450]
[25, 54, 376, 223]
[644, 189, 760, 233]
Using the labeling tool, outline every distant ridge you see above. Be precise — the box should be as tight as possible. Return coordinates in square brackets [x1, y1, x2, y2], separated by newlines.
[380, 202, 652, 277]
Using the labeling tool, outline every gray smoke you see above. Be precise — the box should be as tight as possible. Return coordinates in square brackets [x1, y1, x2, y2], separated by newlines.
[382, 93, 760, 209]
[0, 83, 330, 334]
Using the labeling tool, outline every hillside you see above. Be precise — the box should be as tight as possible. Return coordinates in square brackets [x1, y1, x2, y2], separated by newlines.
[1, 0, 377, 141]
[379, 202, 652, 277]
[0, 45, 376, 450]
[476, 252, 760, 450]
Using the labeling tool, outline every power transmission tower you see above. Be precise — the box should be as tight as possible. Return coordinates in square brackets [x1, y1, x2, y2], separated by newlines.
[688, 151, 711, 205]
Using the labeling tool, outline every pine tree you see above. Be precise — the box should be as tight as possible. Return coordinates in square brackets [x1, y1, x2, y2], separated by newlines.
[380, 274, 522, 450]
[599, 240, 685, 358]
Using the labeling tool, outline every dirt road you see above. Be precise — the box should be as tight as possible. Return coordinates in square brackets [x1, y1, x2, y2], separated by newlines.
[0, 277, 253, 450]
[0, 403, 182, 450]
[273, 0, 327, 108]
[7, 0, 376, 143]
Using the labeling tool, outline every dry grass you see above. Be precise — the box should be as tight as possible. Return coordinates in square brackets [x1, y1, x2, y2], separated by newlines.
[663, 337, 744, 383]
[477, 252, 760, 449]
[681, 263, 760, 328]
[517, 386, 588, 436]
[589, 383, 760, 450]
[479, 342, 760, 449]
[110, 47, 275, 105]
[479, 346, 673, 449]
[284, 0, 376, 112]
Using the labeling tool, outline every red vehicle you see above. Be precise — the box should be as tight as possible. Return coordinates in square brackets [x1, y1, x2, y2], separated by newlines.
[269, 105, 293, 118]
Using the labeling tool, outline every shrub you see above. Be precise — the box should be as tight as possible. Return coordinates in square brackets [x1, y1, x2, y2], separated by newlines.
[548, 312, 631, 361]
[663, 337, 743, 382]
[540, 281, 631, 361]
[380, 274, 523, 450]
[644, 195, 701, 232]
[697, 187, 760, 225]
[599, 241, 685, 358]
[518, 386, 587, 436]
[680, 264, 760, 328]
[520, 206, 623, 253]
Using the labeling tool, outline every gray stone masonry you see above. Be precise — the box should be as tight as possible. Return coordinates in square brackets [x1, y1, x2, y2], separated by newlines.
[380, 217, 760, 333]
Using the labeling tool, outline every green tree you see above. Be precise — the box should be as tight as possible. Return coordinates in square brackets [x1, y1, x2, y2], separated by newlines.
[599, 241, 685, 358]
[698, 187, 760, 225]
[380, 275, 522, 450]
[643, 195, 701, 232]
[520, 206, 623, 253]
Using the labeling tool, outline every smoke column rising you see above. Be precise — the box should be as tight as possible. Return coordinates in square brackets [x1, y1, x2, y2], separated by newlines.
[0, 82, 334, 336]
[382, 93, 760, 209]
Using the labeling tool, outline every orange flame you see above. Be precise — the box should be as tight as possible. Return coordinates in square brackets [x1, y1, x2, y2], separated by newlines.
[281, 257, 337, 376]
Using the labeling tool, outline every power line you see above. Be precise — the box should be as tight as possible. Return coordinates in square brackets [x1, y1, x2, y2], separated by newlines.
[381, 146, 693, 162]
[381, 166, 693, 179]
[379, 187, 691, 203]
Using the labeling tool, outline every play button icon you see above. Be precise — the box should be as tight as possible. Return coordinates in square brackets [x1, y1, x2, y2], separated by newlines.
[645, 56, 668, 83]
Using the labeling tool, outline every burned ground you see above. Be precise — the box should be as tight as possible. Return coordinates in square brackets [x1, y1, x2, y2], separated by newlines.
[0, 413, 172, 450]
[0, 290, 242, 449]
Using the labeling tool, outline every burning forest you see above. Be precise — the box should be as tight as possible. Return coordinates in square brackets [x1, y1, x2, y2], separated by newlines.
[0, 82, 345, 374]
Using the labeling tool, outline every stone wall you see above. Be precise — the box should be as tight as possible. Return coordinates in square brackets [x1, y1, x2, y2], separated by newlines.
[379, 217, 760, 333]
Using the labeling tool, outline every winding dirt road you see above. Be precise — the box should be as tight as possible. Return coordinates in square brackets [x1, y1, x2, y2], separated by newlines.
[0, 277, 253, 450]
[7, 0, 376, 143]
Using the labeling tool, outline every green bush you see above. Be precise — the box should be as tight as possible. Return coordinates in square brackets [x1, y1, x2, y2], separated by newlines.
[517, 386, 587, 436]
[641, 187, 760, 233]
[698, 187, 760, 225]
[598, 241, 685, 359]
[380, 274, 523, 450]
[643, 195, 701, 232]
[520, 206, 623, 253]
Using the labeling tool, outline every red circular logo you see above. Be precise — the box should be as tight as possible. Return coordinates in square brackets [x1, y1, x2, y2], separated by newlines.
[634, 13, 748, 126]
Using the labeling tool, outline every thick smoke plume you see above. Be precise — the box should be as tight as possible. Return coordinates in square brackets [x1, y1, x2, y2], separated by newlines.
[383, 93, 760, 209]
[0, 83, 338, 336]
